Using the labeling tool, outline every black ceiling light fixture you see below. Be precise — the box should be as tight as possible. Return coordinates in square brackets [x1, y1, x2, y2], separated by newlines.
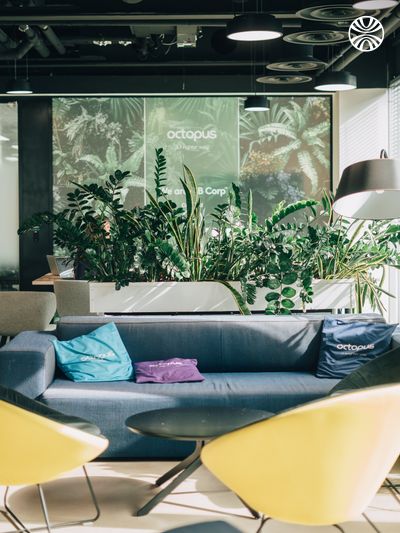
[315, 70, 357, 91]
[227, 14, 283, 41]
[227, 0, 282, 42]
[6, 58, 33, 95]
[244, 94, 270, 111]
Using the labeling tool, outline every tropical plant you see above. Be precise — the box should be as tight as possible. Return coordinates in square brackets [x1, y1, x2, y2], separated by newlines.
[19, 170, 142, 289]
[19, 148, 400, 315]
[256, 98, 330, 194]
[52, 97, 145, 205]
[304, 192, 400, 313]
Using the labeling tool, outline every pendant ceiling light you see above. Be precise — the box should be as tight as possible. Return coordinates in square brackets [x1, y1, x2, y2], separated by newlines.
[226, 13, 283, 41]
[6, 78, 33, 95]
[244, 95, 270, 111]
[315, 70, 357, 91]
[6, 58, 33, 95]
[333, 150, 400, 219]
[353, 1, 398, 9]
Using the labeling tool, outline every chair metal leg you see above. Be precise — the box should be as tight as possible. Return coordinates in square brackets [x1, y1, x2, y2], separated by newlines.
[362, 512, 381, 533]
[255, 516, 271, 533]
[1, 466, 100, 533]
[3, 486, 32, 533]
[333, 525, 345, 532]
[236, 495, 260, 520]
[385, 476, 400, 505]
[36, 487, 51, 533]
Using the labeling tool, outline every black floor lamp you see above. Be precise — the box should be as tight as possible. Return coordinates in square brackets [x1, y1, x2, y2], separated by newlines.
[333, 150, 400, 219]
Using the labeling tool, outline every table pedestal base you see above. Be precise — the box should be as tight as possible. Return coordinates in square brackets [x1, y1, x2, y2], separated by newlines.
[134, 440, 259, 519]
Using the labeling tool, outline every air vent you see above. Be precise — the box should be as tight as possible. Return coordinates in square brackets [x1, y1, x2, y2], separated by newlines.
[297, 4, 378, 21]
[257, 73, 313, 84]
[283, 28, 349, 45]
[266, 59, 326, 71]
[266, 43, 326, 72]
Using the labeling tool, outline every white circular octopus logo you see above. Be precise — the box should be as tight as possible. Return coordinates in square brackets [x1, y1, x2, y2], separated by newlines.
[349, 16, 384, 52]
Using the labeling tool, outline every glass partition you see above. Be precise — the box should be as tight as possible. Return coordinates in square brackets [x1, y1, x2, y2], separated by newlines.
[0, 102, 19, 290]
[53, 95, 332, 221]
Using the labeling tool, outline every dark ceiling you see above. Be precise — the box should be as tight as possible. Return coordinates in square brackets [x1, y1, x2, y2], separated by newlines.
[0, 0, 399, 92]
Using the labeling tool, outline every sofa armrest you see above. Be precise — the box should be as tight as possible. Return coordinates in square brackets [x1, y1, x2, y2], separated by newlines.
[0, 331, 57, 398]
[392, 328, 400, 349]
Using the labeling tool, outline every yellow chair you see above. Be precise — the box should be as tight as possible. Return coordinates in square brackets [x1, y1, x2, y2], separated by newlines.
[0, 387, 108, 532]
[201, 384, 400, 532]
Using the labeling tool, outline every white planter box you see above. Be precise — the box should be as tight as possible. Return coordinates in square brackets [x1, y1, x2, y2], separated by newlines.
[89, 279, 354, 314]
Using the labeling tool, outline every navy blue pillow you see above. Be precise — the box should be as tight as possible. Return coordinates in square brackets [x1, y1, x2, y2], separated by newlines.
[316, 318, 397, 379]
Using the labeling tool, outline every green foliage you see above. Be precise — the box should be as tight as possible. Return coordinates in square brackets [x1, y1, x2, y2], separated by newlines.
[19, 148, 400, 314]
[305, 191, 400, 313]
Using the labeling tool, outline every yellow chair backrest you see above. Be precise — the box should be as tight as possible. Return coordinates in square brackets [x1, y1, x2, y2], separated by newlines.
[0, 400, 108, 486]
[201, 384, 400, 526]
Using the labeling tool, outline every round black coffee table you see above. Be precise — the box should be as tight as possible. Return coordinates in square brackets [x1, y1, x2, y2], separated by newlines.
[126, 406, 273, 517]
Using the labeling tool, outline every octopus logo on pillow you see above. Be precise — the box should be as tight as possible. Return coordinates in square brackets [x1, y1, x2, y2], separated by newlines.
[53, 322, 134, 382]
[316, 318, 397, 379]
[134, 358, 205, 383]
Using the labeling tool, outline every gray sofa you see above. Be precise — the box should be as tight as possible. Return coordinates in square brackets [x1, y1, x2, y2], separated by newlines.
[0, 313, 391, 459]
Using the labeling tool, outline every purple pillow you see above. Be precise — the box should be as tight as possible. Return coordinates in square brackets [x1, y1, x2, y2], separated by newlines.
[134, 358, 205, 384]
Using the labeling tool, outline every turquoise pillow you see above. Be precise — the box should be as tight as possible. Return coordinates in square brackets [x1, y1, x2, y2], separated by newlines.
[53, 323, 134, 382]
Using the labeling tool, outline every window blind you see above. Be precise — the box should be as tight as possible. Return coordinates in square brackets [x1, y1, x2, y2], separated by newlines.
[390, 77, 400, 159]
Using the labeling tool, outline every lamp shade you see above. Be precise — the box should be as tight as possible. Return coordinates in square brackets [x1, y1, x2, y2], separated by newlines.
[244, 95, 270, 111]
[315, 70, 357, 91]
[333, 153, 400, 219]
[6, 78, 33, 94]
[226, 14, 283, 41]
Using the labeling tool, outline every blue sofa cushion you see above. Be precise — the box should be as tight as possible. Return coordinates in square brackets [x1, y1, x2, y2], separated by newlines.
[54, 322, 134, 383]
[40, 372, 338, 458]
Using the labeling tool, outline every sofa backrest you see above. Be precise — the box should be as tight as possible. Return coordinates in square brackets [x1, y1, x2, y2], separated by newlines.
[56, 314, 385, 373]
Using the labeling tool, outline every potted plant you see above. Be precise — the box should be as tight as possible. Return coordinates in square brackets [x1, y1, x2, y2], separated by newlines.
[19, 148, 400, 315]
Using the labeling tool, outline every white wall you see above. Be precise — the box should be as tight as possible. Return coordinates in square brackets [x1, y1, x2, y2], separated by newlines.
[337, 89, 394, 319]
[338, 88, 389, 178]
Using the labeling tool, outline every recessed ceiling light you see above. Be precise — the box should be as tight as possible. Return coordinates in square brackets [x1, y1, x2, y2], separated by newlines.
[298, 4, 377, 21]
[5, 156, 18, 162]
[227, 14, 283, 42]
[315, 70, 357, 91]
[267, 44, 326, 71]
[353, 1, 398, 9]
[11, 145, 18, 150]
[257, 73, 313, 84]
[283, 27, 349, 45]
[244, 95, 270, 112]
